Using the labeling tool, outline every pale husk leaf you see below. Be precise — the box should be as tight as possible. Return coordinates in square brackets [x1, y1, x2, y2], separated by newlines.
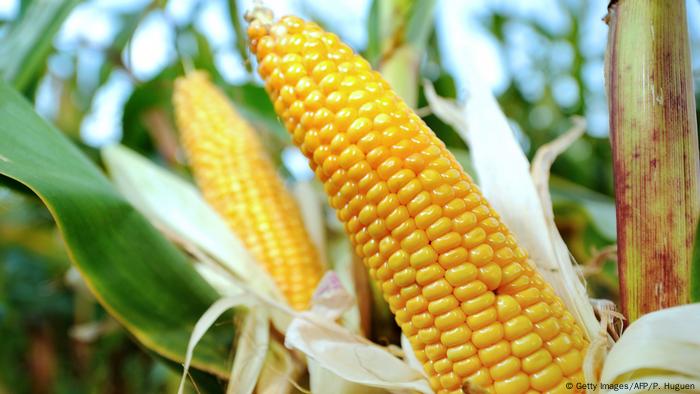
[256, 341, 303, 394]
[101, 144, 282, 301]
[600, 303, 700, 393]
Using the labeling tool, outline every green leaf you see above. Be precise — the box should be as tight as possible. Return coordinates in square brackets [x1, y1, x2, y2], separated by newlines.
[0, 80, 237, 380]
[226, 0, 251, 72]
[691, 218, 700, 302]
[549, 176, 617, 241]
[0, 0, 80, 91]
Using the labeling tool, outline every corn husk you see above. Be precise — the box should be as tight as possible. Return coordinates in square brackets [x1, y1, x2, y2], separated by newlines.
[102, 145, 430, 393]
[600, 303, 700, 393]
[101, 144, 282, 302]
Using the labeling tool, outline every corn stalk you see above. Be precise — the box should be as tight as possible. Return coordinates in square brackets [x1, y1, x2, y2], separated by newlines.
[605, 0, 700, 322]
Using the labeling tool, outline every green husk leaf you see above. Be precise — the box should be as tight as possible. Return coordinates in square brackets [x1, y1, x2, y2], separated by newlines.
[0, 80, 234, 378]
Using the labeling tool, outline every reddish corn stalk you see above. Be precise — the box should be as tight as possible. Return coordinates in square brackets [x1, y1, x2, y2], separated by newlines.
[605, 0, 700, 322]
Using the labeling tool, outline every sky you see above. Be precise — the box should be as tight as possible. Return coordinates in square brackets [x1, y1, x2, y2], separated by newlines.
[1, 0, 699, 148]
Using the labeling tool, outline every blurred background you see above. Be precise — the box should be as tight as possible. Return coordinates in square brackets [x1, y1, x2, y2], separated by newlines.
[1, 0, 699, 392]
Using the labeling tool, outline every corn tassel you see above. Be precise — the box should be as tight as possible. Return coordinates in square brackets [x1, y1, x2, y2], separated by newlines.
[247, 12, 589, 393]
[173, 72, 324, 310]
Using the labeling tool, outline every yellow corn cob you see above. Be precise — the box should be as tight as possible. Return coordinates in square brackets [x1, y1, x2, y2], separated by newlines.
[247, 12, 589, 394]
[173, 71, 324, 310]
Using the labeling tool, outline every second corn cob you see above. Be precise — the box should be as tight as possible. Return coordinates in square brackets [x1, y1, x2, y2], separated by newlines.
[173, 72, 324, 310]
[247, 11, 589, 394]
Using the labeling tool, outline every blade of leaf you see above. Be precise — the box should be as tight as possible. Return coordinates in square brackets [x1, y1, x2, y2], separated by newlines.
[0, 0, 80, 91]
[226, 0, 251, 72]
[0, 80, 235, 378]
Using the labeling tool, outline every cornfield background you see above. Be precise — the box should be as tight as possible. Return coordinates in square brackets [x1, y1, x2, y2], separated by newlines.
[0, 0, 699, 393]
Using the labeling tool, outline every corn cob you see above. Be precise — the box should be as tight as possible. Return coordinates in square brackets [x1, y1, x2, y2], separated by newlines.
[173, 72, 324, 310]
[247, 11, 589, 394]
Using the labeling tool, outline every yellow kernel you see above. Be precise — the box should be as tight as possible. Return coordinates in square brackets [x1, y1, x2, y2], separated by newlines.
[453, 211, 477, 233]
[515, 287, 541, 307]
[522, 348, 553, 374]
[435, 308, 466, 331]
[412, 312, 433, 329]
[418, 327, 441, 344]
[536, 317, 562, 342]
[433, 358, 453, 374]
[376, 263, 392, 281]
[426, 217, 453, 240]
[496, 295, 522, 322]
[366, 146, 389, 169]
[555, 349, 581, 376]
[435, 249, 466, 271]
[377, 157, 402, 180]
[362, 239, 379, 256]
[367, 220, 388, 239]
[407, 191, 432, 216]
[400, 284, 421, 299]
[388, 249, 409, 271]
[415, 205, 443, 229]
[378, 235, 399, 257]
[358, 204, 377, 226]
[387, 169, 415, 193]
[478, 339, 510, 367]
[472, 204, 491, 220]
[444, 198, 467, 218]
[471, 322, 504, 349]
[423, 279, 453, 301]
[511, 332, 543, 358]
[478, 263, 502, 290]
[440, 325, 471, 347]
[439, 372, 462, 391]
[397, 179, 422, 205]
[453, 355, 480, 376]
[469, 244, 494, 266]
[405, 295, 428, 314]
[394, 267, 417, 287]
[382, 278, 398, 296]
[489, 356, 520, 381]
[501, 262, 524, 284]
[416, 264, 445, 285]
[432, 232, 462, 254]
[454, 281, 487, 302]
[463, 228, 487, 250]
[525, 302, 551, 323]
[501, 275, 531, 294]
[376, 194, 400, 218]
[390, 216, 414, 238]
[425, 343, 446, 361]
[357, 131, 381, 153]
[481, 217, 500, 233]
[401, 230, 429, 253]
[493, 372, 529, 394]
[432, 184, 455, 205]
[504, 315, 533, 341]
[530, 364, 563, 391]
[447, 342, 477, 362]
[467, 307, 498, 330]
[366, 182, 389, 205]
[487, 232, 507, 247]
[410, 246, 438, 269]
[428, 295, 459, 315]
[467, 367, 493, 388]
[419, 169, 442, 189]
[545, 332, 573, 357]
